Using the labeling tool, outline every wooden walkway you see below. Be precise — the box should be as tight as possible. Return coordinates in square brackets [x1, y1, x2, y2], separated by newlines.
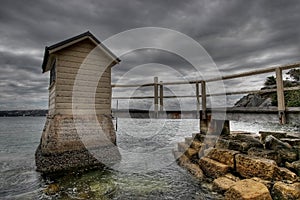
[112, 62, 300, 124]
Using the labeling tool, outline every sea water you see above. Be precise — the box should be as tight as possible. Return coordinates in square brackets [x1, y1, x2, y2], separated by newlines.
[0, 117, 298, 199]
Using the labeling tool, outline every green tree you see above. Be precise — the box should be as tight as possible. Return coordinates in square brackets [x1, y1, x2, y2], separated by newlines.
[264, 76, 276, 86]
[287, 68, 300, 82]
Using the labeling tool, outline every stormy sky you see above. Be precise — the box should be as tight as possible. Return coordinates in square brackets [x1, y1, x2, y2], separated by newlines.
[1, 0, 300, 110]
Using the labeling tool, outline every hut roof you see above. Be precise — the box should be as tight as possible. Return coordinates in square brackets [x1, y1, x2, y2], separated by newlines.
[42, 31, 120, 73]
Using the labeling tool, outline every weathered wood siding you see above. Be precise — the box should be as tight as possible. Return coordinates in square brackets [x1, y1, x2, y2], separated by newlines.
[52, 39, 113, 115]
[49, 84, 56, 116]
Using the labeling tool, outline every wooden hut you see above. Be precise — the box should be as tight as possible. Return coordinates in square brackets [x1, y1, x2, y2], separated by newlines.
[35, 31, 121, 173]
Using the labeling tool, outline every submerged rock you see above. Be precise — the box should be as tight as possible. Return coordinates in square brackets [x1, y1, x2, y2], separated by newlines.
[44, 183, 60, 195]
[225, 179, 272, 200]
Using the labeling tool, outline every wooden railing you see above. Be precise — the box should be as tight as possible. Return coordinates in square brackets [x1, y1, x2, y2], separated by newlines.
[112, 62, 300, 124]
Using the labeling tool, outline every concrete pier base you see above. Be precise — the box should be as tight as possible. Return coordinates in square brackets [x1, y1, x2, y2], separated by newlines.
[35, 114, 121, 173]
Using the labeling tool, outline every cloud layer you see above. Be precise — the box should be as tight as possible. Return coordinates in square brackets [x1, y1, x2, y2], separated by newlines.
[0, 0, 299, 110]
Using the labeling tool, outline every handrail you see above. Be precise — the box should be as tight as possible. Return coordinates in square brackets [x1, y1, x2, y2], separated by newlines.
[111, 62, 300, 124]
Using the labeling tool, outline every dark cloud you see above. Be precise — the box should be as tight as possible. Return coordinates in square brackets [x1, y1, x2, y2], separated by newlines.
[0, 0, 299, 110]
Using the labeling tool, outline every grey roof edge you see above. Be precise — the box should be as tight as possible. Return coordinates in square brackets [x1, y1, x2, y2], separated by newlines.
[42, 31, 120, 73]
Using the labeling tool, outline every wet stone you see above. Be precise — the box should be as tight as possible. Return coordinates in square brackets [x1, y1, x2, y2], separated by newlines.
[198, 157, 229, 179]
[272, 181, 300, 200]
[260, 131, 287, 143]
[247, 147, 281, 165]
[212, 176, 236, 193]
[235, 154, 278, 180]
[281, 138, 300, 146]
[250, 177, 272, 190]
[185, 163, 204, 180]
[206, 148, 239, 168]
[274, 167, 298, 182]
[225, 179, 272, 200]
[265, 135, 292, 150]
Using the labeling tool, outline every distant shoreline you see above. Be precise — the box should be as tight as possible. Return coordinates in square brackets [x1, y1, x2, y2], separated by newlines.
[0, 109, 48, 117]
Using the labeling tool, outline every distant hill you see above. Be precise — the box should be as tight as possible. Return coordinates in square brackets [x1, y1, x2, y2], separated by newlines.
[234, 82, 300, 108]
[0, 109, 48, 117]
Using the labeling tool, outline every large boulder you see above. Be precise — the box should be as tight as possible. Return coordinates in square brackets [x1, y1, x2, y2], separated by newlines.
[212, 176, 236, 193]
[216, 136, 263, 153]
[235, 154, 278, 180]
[225, 179, 272, 200]
[260, 131, 287, 143]
[265, 135, 292, 149]
[274, 167, 298, 182]
[281, 138, 300, 146]
[272, 181, 300, 200]
[247, 147, 281, 165]
[185, 163, 204, 180]
[278, 148, 298, 163]
[286, 160, 300, 176]
[265, 135, 298, 162]
[206, 148, 239, 168]
[198, 157, 229, 179]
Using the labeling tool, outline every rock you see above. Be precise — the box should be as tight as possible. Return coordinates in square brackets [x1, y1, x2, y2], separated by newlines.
[235, 154, 278, 180]
[281, 138, 300, 146]
[185, 163, 204, 180]
[225, 179, 272, 200]
[265, 135, 292, 149]
[44, 183, 60, 195]
[247, 147, 281, 165]
[178, 142, 189, 152]
[251, 177, 272, 190]
[177, 153, 192, 167]
[274, 167, 298, 182]
[272, 181, 300, 200]
[199, 157, 230, 179]
[292, 160, 300, 176]
[278, 148, 298, 163]
[234, 94, 267, 107]
[190, 140, 202, 151]
[216, 137, 263, 153]
[224, 173, 240, 182]
[185, 137, 193, 145]
[212, 176, 236, 193]
[206, 148, 239, 168]
[185, 148, 198, 159]
[260, 131, 287, 143]
[286, 160, 300, 176]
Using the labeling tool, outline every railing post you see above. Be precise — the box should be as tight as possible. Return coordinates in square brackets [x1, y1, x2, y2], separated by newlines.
[275, 68, 286, 124]
[160, 81, 164, 111]
[196, 82, 200, 119]
[154, 77, 159, 118]
[201, 81, 207, 120]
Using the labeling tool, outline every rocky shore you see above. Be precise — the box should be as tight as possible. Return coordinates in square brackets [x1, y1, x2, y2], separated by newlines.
[174, 131, 300, 199]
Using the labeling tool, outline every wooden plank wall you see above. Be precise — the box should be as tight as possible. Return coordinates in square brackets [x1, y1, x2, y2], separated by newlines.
[53, 39, 113, 115]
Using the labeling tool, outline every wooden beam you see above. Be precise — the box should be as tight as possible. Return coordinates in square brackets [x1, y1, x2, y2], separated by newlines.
[154, 77, 159, 117]
[160, 81, 164, 111]
[201, 81, 207, 120]
[276, 68, 286, 124]
[196, 82, 200, 119]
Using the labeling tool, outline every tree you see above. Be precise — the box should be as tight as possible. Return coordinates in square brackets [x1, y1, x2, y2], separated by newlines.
[264, 76, 276, 86]
[287, 68, 300, 82]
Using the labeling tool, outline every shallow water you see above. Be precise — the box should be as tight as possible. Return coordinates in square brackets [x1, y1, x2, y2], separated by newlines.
[0, 117, 298, 199]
